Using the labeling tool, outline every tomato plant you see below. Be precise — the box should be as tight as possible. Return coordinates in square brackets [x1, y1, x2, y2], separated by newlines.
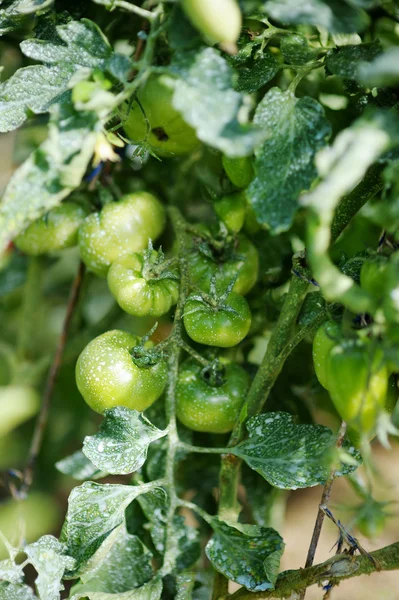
[2, 1, 399, 598]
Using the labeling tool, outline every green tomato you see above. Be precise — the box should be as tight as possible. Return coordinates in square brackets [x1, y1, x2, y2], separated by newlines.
[181, 0, 242, 45]
[214, 191, 247, 233]
[15, 203, 87, 255]
[78, 192, 165, 278]
[383, 253, 399, 324]
[327, 341, 388, 433]
[107, 252, 179, 317]
[222, 155, 254, 188]
[184, 291, 251, 347]
[312, 321, 342, 390]
[0, 385, 40, 436]
[360, 255, 389, 298]
[75, 330, 167, 414]
[188, 232, 258, 296]
[122, 75, 200, 157]
[176, 358, 250, 433]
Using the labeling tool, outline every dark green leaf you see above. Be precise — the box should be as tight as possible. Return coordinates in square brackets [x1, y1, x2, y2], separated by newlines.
[359, 48, 399, 87]
[230, 43, 280, 93]
[168, 6, 202, 50]
[83, 407, 167, 476]
[169, 48, 265, 157]
[325, 41, 382, 79]
[280, 34, 315, 65]
[0, 254, 27, 296]
[232, 412, 361, 489]
[56, 450, 107, 481]
[206, 519, 284, 591]
[247, 88, 331, 233]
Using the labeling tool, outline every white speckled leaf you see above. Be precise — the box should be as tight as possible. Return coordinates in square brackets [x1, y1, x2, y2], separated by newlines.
[0, 582, 36, 600]
[264, 0, 369, 33]
[83, 407, 167, 475]
[0, 0, 53, 35]
[359, 47, 399, 87]
[70, 524, 152, 596]
[232, 412, 361, 489]
[63, 481, 155, 575]
[247, 88, 331, 233]
[175, 573, 196, 600]
[205, 520, 284, 592]
[0, 19, 111, 132]
[169, 48, 265, 157]
[0, 103, 98, 254]
[24, 536, 75, 600]
[0, 560, 24, 584]
[56, 450, 107, 481]
[70, 578, 163, 600]
[325, 41, 381, 79]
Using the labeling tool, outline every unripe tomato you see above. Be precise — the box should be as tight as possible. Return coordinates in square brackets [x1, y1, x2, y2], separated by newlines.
[107, 252, 179, 317]
[183, 291, 251, 347]
[181, 0, 242, 45]
[327, 341, 388, 433]
[0, 385, 40, 436]
[75, 330, 167, 414]
[78, 192, 165, 278]
[360, 255, 389, 298]
[312, 320, 341, 390]
[176, 358, 250, 433]
[222, 155, 254, 189]
[122, 75, 200, 157]
[214, 191, 247, 233]
[15, 203, 87, 255]
[383, 254, 399, 324]
[188, 232, 258, 296]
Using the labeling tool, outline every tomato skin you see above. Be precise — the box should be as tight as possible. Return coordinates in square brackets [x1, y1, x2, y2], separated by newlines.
[78, 192, 165, 278]
[184, 292, 251, 348]
[327, 341, 388, 433]
[181, 0, 242, 45]
[214, 192, 247, 233]
[15, 203, 87, 255]
[383, 254, 399, 324]
[75, 330, 167, 414]
[222, 155, 254, 189]
[107, 253, 179, 317]
[176, 358, 250, 433]
[360, 256, 389, 297]
[188, 233, 258, 296]
[121, 75, 200, 157]
[312, 321, 341, 390]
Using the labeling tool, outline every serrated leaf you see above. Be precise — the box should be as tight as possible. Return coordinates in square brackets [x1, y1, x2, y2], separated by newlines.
[0, 582, 36, 600]
[24, 536, 75, 600]
[169, 47, 265, 157]
[70, 524, 152, 596]
[0, 103, 98, 254]
[264, 0, 369, 33]
[63, 481, 158, 575]
[247, 88, 331, 233]
[232, 413, 361, 489]
[205, 520, 284, 592]
[0, 0, 53, 35]
[83, 407, 167, 476]
[280, 34, 315, 65]
[359, 47, 399, 87]
[70, 578, 162, 600]
[56, 450, 107, 481]
[325, 41, 381, 79]
[0, 19, 112, 132]
[230, 43, 279, 93]
[0, 559, 24, 584]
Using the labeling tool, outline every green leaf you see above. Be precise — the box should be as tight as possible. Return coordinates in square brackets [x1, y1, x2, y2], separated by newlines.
[247, 88, 331, 233]
[63, 481, 158, 575]
[232, 412, 361, 489]
[359, 48, 399, 87]
[169, 48, 265, 157]
[0, 103, 98, 254]
[229, 42, 280, 93]
[175, 573, 196, 600]
[70, 524, 152, 596]
[82, 407, 167, 476]
[0, 582, 36, 600]
[0, 19, 112, 132]
[56, 450, 107, 481]
[70, 578, 163, 600]
[280, 34, 315, 65]
[205, 519, 284, 592]
[0, 0, 53, 36]
[0, 559, 24, 584]
[24, 536, 75, 600]
[325, 41, 382, 79]
[264, 0, 369, 33]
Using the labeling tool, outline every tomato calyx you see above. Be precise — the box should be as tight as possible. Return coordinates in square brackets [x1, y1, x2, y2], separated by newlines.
[140, 241, 180, 282]
[191, 224, 245, 266]
[201, 360, 226, 388]
[130, 324, 166, 368]
[184, 272, 241, 318]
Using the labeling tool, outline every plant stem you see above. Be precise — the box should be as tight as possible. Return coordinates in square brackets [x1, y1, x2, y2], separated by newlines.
[20, 262, 85, 496]
[178, 443, 229, 455]
[299, 421, 347, 600]
[114, 0, 156, 20]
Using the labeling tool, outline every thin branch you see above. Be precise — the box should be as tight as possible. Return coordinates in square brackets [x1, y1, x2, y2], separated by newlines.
[299, 421, 347, 600]
[113, 0, 155, 20]
[20, 262, 85, 497]
[229, 540, 399, 600]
